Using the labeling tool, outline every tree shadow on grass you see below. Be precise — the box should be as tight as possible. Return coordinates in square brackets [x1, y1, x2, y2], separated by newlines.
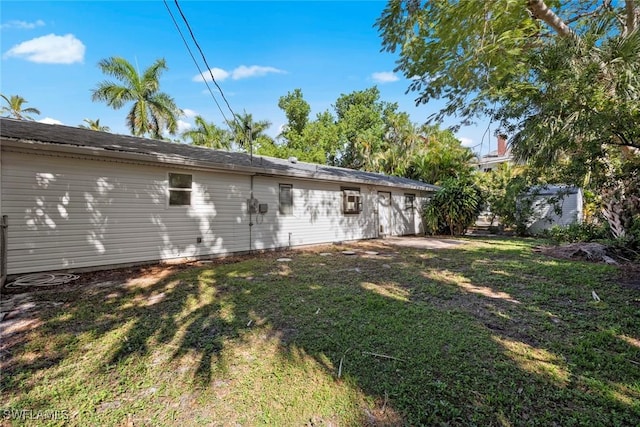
[2, 239, 639, 425]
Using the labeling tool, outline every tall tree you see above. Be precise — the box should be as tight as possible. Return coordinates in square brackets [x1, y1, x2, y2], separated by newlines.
[227, 112, 273, 153]
[374, 111, 419, 176]
[275, 88, 346, 164]
[333, 86, 397, 170]
[407, 126, 475, 185]
[505, 20, 640, 163]
[297, 110, 341, 164]
[377, 1, 638, 128]
[504, 21, 640, 239]
[377, 0, 640, 240]
[91, 57, 181, 139]
[79, 118, 110, 132]
[278, 88, 311, 144]
[270, 86, 473, 184]
[182, 115, 230, 149]
[0, 94, 40, 120]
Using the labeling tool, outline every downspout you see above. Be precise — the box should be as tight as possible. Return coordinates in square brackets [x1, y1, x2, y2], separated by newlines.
[249, 174, 254, 254]
[248, 123, 254, 254]
[0, 144, 5, 286]
[373, 188, 380, 239]
[1, 216, 6, 287]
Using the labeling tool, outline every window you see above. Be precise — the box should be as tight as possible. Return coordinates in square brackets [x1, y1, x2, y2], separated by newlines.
[404, 194, 416, 210]
[342, 188, 362, 214]
[168, 173, 192, 206]
[279, 184, 293, 215]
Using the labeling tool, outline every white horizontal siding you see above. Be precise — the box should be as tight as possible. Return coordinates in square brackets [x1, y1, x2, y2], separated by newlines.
[527, 191, 583, 234]
[2, 151, 252, 274]
[250, 177, 377, 249]
[2, 149, 431, 275]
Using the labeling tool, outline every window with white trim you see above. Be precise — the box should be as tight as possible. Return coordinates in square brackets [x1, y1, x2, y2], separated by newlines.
[279, 184, 293, 215]
[404, 193, 416, 210]
[342, 188, 362, 214]
[168, 173, 192, 206]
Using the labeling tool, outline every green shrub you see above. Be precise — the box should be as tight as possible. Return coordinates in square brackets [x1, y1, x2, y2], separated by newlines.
[423, 178, 484, 236]
[543, 222, 610, 243]
[610, 212, 640, 254]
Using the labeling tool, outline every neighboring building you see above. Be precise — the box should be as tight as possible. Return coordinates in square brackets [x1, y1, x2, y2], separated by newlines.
[470, 135, 584, 233]
[520, 185, 584, 234]
[0, 118, 437, 276]
[473, 134, 513, 172]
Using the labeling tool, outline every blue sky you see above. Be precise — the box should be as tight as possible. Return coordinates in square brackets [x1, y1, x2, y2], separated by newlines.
[1, 1, 498, 155]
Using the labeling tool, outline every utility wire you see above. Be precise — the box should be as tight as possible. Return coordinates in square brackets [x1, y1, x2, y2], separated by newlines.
[171, 0, 238, 125]
[166, 0, 253, 158]
[162, 0, 230, 125]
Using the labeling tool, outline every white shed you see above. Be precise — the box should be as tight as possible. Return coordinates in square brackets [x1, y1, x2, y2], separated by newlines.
[521, 185, 584, 234]
[0, 118, 437, 276]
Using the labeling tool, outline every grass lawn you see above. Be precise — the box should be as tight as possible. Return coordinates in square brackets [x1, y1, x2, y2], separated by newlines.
[1, 237, 639, 426]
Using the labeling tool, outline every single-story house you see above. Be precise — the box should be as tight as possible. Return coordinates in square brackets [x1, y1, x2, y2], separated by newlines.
[0, 118, 438, 278]
[520, 185, 584, 234]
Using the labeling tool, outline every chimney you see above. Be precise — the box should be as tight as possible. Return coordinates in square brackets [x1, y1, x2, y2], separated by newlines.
[497, 134, 508, 156]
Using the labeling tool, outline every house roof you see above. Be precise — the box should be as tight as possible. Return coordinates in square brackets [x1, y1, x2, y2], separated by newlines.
[0, 118, 438, 192]
[525, 185, 581, 196]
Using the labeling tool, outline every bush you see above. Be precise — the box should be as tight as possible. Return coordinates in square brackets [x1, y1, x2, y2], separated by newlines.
[542, 222, 610, 243]
[544, 218, 639, 261]
[475, 164, 529, 230]
[423, 178, 484, 236]
[610, 212, 640, 254]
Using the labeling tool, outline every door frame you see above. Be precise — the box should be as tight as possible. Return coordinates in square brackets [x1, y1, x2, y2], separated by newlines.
[377, 191, 392, 238]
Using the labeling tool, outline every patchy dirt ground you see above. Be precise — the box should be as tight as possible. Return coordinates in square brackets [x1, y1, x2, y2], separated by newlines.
[1, 237, 466, 295]
[2, 237, 637, 333]
[616, 263, 640, 290]
[534, 241, 640, 290]
[535, 242, 617, 262]
[2, 236, 638, 426]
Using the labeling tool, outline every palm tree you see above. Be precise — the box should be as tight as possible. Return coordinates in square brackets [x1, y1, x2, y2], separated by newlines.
[79, 118, 110, 132]
[227, 112, 272, 152]
[374, 113, 420, 175]
[0, 94, 40, 120]
[91, 56, 181, 139]
[182, 115, 230, 149]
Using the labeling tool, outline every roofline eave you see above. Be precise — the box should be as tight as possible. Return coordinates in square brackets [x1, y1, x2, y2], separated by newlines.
[1, 137, 437, 192]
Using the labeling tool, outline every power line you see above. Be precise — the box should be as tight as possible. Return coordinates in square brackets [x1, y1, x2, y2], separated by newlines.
[164, 0, 253, 158]
[170, 0, 238, 124]
[162, 0, 230, 125]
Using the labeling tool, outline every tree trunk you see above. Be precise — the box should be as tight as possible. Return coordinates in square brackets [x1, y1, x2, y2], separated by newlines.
[527, 0, 576, 38]
[600, 177, 640, 240]
[625, 0, 638, 36]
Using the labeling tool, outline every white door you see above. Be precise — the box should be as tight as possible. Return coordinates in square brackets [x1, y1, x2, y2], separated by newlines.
[378, 192, 392, 237]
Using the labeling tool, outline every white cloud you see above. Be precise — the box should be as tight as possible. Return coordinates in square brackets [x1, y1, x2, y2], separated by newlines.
[372, 71, 399, 83]
[177, 120, 192, 133]
[1, 19, 45, 30]
[231, 65, 285, 80]
[4, 33, 85, 64]
[182, 108, 198, 118]
[38, 117, 63, 125]
[193, 65, 285, 82]
[458, 137, 474, 147]
[193, 67, 230, 82]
